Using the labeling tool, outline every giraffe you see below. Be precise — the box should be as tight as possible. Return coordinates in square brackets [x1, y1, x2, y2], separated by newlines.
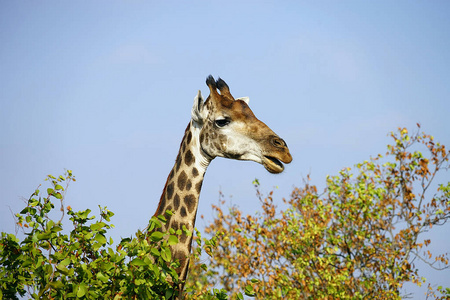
[152, 75, 292, 295]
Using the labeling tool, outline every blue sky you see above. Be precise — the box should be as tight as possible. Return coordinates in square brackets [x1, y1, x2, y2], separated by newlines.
[1, 1, 449, 298]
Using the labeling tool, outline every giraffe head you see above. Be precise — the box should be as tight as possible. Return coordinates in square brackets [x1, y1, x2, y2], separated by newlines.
[191, 75, 292, 173]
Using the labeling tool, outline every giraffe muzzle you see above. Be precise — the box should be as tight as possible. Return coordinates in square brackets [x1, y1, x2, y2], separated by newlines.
[261, 136, 292, 174]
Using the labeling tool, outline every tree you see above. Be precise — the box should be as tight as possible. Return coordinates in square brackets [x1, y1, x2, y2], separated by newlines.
[186, 127, 450, 299]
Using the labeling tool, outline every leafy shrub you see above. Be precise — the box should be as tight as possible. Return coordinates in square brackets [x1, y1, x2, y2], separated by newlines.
[0, 171, 232, 299]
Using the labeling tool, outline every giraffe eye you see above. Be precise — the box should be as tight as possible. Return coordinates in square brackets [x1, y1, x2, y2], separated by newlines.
[215, 118, 230, 127]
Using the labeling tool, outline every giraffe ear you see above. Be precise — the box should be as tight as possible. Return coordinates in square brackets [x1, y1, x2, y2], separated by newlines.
[235, 96, 250, 104]
[191, 90, 205, 124]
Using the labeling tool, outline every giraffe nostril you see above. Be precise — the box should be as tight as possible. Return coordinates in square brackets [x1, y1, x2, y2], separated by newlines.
[271, 137, 287, 148]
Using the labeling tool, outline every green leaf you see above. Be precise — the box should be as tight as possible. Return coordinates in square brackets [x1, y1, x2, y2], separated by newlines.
[56, 266, 70, 275]
[168, 235, 178, 246]
[54, 184, 64, 190]
[91, 222, 106, 231]
[57, 258, 71, 268]
[97, 272, 109, 283]
[130, 258, 146, 266]
[161, 247, 172, 262]
[151, 247, 160, 257]
[150, 231, 164, 242]
[46, 219, 55, 231]
[95, 233, 107, 245]
[157, 214, 167, 222]
[36, 232, 51, 241]
[29, 198, 39, 207]
[244, 284, 256, 297]
[49, 281, 64, 289]
[76, 283, 87, 297]
[165, 289, 174, 299]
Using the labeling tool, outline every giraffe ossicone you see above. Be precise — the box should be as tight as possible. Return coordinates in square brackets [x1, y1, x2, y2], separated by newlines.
[152, 75, 292, 294]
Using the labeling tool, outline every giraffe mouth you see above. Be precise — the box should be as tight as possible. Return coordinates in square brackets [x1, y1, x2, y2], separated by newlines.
[263, 156, 285, 174]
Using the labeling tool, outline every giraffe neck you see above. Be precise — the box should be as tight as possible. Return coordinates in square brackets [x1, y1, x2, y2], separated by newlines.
[153, 120, 212, 282]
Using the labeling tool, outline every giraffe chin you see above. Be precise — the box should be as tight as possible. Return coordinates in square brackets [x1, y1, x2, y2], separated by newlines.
[262, 156, 285, 174]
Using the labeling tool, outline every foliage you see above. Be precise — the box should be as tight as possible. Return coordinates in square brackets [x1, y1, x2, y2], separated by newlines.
[184, 229, 257, 300]
[186, 127, 450, 299]
[0, 171, 228, 299]
[2, 126, 448, 300]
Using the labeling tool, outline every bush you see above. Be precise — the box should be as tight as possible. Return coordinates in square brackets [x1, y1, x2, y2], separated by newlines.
[0, 171, 232, 299]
